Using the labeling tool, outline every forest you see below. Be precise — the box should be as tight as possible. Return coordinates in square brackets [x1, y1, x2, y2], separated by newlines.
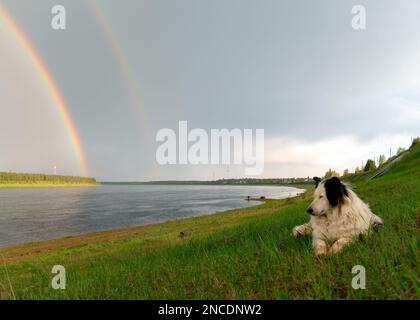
[0, 171, 97, 185]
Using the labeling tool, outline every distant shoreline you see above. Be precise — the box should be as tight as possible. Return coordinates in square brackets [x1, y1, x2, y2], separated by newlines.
[0, 182, 99, 188]
[0, 182, 308, 189]
[101, 181, 311, 189]
[0, 171, 98, 188]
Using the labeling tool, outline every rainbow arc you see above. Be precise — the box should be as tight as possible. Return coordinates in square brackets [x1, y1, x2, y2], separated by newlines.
[0, 3, 89, 177]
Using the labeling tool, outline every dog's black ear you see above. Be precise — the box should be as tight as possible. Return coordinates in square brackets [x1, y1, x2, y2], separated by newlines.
[324, 177, 348, 207]
[313, 177, 322, 188]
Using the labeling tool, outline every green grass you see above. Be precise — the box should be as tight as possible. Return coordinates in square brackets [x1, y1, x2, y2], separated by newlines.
[0, 145, 419, 299]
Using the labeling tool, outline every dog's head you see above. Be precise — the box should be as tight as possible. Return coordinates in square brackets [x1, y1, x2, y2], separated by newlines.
[307, 176, 349, 216]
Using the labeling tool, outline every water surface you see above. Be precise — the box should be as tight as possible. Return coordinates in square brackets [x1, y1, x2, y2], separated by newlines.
[0, 185, 303, 246]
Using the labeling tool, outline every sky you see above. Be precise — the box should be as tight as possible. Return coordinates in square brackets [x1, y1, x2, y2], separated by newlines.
[1, 0, 419, 181]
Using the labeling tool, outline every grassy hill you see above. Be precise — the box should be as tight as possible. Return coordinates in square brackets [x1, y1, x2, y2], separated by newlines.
[0, 143, 419, 299]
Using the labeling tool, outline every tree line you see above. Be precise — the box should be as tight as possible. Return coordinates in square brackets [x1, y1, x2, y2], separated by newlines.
[104, 177, 312, 186]
[0, 172, 96, 184]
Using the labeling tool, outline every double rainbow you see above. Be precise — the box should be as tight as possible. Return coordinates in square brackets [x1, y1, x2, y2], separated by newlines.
[0, 3, 89, 177]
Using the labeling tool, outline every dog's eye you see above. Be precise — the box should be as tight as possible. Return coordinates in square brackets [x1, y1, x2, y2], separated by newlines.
[319, 195, 323, 199]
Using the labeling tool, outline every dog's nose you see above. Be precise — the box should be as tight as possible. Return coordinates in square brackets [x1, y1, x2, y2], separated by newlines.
[306, 207, 314, 215]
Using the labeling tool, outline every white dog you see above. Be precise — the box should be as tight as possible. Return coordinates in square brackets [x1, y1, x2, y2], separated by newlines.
[293, 176, 383, 256]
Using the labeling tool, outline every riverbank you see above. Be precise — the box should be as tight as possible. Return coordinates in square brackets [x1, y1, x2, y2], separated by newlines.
[0, 143, 419, 299]
[0, 185, 301, 246]
[0, 193, 302, 263]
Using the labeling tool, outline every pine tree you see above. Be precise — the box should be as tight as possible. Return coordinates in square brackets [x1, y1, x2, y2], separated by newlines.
[364, 159, 377, 172]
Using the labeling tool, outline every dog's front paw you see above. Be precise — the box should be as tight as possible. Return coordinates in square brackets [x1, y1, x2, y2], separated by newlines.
[292, 226, 302, 238]
[293, 223, 311, 238]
